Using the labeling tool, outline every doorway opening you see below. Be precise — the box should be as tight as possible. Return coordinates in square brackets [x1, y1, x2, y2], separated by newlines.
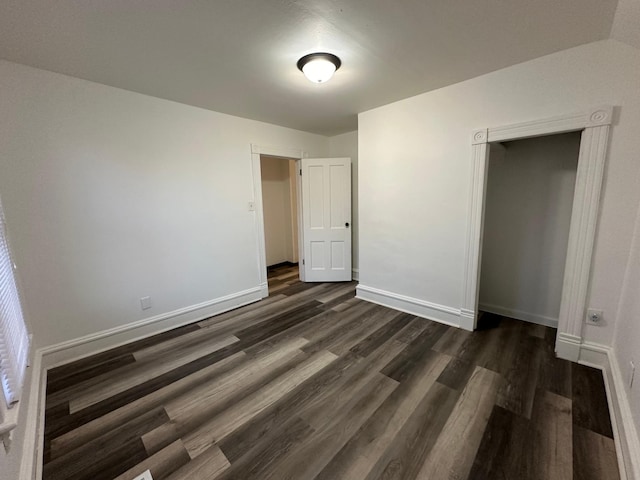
[251, 144, 353, 296]
[260, 155, 300, 286]
[266, 262, 301, 295]
[478, 132, 581, 329]
[462, 106, 613, 361]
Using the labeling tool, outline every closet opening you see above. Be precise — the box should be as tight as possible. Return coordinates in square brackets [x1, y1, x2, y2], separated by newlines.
[259, 155, 300, 287]
[478, 132, 581, 328]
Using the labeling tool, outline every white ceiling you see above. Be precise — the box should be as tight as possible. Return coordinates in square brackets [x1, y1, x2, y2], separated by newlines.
[0, 0, 620, 136]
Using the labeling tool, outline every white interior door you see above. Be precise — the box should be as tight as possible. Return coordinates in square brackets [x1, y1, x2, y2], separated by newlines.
[301, 157, 352, 282]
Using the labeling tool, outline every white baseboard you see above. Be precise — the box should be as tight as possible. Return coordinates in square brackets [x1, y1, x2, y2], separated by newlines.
[577, 340, 610, 367]
[608, 351, 640, 480]
[478, 303, 558, 328]
[356, 284, 460, 328]
[352, 268, 359, 281]
[577, 341, 640, 480]
[18, 286, 265, 479]
[41, 286, 263, 369]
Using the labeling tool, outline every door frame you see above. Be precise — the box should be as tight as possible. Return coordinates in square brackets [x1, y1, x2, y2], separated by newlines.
[460, 106, 613, 362]
[250, 144, 307, 297]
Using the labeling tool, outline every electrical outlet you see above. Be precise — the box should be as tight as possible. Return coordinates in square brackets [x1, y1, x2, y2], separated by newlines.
[586, 308, 604, 325]
[140, 296, 152, 310]
[629, 361, 635, 389]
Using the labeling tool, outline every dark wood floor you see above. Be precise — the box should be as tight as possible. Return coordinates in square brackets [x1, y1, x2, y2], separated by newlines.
[43, 265, 620, 480]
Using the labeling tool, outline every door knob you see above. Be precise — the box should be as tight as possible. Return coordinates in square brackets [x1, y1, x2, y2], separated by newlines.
[345, 222, 350, 227]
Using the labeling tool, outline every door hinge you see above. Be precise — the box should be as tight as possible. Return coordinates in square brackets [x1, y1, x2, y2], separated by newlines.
[299, 169, 302, 176]
[302, 259, 305, 265]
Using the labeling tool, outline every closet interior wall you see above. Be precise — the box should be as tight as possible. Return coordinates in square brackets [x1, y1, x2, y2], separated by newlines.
[479, 132, 581, 326]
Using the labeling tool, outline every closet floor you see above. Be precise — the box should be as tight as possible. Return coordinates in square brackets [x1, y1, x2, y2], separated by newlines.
[42, 266, 619, 480]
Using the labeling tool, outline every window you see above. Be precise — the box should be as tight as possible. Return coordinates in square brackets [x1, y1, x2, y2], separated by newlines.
[0, 196, 30, 408]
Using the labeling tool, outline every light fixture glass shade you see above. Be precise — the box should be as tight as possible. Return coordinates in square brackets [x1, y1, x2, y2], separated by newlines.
[297, 53, 341, 84]
[302, 58, 337, 83]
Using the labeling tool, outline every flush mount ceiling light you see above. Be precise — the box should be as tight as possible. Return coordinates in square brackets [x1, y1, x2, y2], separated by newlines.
[297, 52, 341, 83]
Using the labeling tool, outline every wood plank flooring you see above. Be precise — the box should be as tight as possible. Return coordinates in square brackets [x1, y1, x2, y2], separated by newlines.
[43, 265, 620, 480]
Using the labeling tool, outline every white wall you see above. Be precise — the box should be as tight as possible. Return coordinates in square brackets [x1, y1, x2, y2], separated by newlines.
[329, 131, 359, 274]
[358, 39, 640, 346]
[260, 156, 297, 266]
[479, 134, 580, 326]
[613, 192, 640, 448]
[0, 59, 330, 478]
[0, 59, 329, 351]
[611, 0, 640, 50]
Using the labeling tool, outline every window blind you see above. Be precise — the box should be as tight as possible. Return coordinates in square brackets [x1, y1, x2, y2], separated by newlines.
[0, 196, 29, 407]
